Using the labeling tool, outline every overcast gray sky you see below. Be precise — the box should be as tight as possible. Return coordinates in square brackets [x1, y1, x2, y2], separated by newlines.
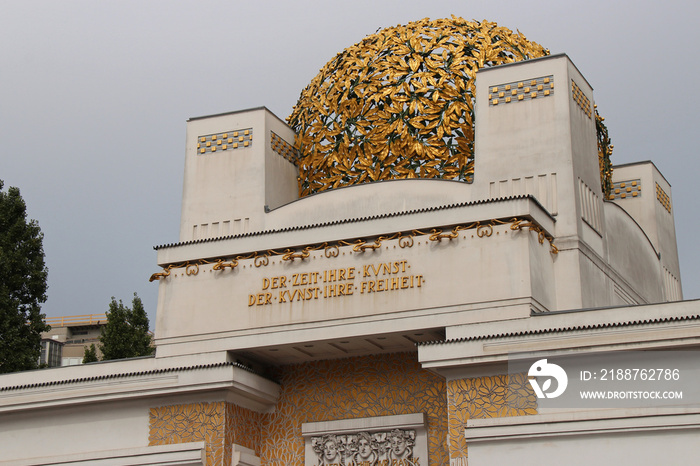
[1, 0, 698, 327]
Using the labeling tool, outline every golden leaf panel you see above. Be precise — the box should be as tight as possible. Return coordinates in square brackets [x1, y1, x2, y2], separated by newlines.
[149, 401, 262, 466]
[287, 17, 549, 197]
[571, 80, 592, 119]
[147, 358, 538, 465]
[447, 373, 537, 462]
[263, 353, 448, 466]
[149, 216, 557, 281]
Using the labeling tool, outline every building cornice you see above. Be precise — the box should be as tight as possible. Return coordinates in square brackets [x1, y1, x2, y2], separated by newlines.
[0, 357, 280, 414]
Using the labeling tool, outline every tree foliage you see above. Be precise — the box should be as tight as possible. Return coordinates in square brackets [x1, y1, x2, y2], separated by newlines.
[0, 180, 49, 373]
[82, 343, 98, 363]
[99, 293, 153, 360]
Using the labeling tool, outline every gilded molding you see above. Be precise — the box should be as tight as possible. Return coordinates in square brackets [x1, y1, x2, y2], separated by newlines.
[149, 217, 557, 281]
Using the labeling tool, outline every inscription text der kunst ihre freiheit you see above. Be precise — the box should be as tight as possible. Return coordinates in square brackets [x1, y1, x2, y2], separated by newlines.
[248, 260, 424, 307]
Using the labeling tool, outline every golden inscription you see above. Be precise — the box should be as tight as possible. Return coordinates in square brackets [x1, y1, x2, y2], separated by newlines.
[248, 260, 424, 307]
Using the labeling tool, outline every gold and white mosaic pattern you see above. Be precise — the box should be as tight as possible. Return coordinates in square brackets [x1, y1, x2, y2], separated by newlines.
[609, 179, 641, 200]
[197, 129, 253, 155]
[270, 131, 299, 164]
[571, 80, 592, 118]
[656, 182, 672, 213]
[489, 75, 554, 106]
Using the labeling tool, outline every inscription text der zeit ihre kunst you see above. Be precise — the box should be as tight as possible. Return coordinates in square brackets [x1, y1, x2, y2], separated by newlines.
[248, 260, 424, 307]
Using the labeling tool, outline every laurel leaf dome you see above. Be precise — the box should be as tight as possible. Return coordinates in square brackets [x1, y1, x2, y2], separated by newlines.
[288, 17, 549, 196]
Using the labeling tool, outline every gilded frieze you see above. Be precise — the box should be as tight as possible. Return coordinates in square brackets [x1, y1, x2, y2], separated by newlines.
[149, 216, 558, 282]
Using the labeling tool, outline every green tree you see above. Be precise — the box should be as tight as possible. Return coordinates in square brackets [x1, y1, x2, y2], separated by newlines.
[99, 293, 153, 360]
[0, 180, 50, 373]
[82, 343, 98, 363]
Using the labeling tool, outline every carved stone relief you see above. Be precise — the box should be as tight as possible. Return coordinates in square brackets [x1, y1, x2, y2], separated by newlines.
[310, 429, 420, 466]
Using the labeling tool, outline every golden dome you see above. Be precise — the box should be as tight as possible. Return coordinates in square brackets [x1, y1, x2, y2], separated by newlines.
[288, 17, 612, 197]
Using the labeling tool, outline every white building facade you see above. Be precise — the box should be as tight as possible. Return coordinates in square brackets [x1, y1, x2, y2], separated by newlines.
[1, 51, 697, 466]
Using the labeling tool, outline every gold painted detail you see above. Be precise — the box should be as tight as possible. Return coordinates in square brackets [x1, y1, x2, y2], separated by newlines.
[282, 249, 310, 261]
[262, 353, 448, 466]
[509, 219, 558, 253]
[149, 401, 262, 466]
[656, 182, 672, 213]
[149, 217, 557, 281]
[248, 259, 423, 307]
[447, 373, 537, 460]
[571, 80, 592, 118]
[197, 129, 253, 155]
[270, 131, 299, 164]
[609, 179, 641, 200]
[595, 106, 614, 197]
[489, 75, 553, 106]
[288, 17, 549, 197]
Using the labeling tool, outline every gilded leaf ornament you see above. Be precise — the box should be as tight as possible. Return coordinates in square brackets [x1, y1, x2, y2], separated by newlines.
[288, 16, 613, 197]
[288, 17, 548, 196]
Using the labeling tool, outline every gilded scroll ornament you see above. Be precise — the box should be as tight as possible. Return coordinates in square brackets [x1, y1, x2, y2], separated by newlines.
[148, 217, 558, 281]
[283, 248, 311, 261]
[254, 254, 270, 268]
[324, 244, 340, 258]
[476, 223, 493, 237]
[213, 259, 238, 270]
[353, 239, 382, 252]
[429, 228, 459, 242]
[398, 235, 414, 248]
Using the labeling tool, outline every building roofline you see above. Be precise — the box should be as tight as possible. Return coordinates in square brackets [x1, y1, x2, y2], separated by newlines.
[613, 160, 673, 187]
[476, 53, 594, 91]
[0, 360, 276, 392]
[418, 299, 700, 346]
[187, 106, 291, 129]
[154, 194, 553, 250]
